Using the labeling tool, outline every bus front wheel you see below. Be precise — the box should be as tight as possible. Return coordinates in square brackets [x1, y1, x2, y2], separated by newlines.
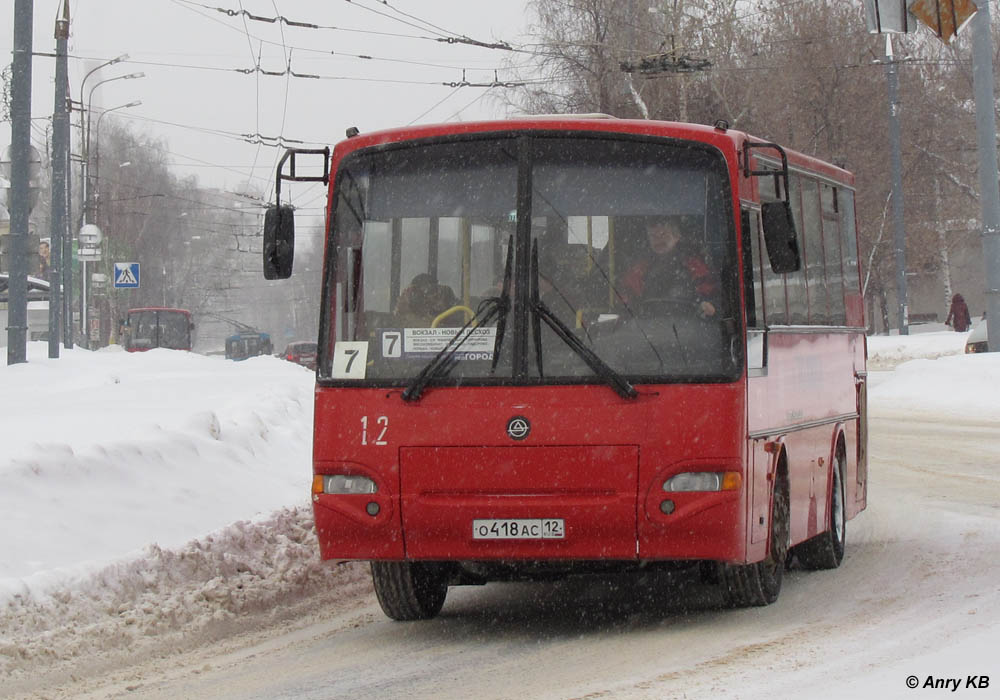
[721, 465, 790, 607]
[371, 561, 449, 621]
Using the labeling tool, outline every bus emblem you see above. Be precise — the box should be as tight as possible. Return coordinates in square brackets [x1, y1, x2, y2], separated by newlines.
[506, 416, 531, 441]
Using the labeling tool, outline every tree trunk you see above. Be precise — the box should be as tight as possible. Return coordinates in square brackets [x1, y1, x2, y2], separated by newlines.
[935, 178, 954, 316]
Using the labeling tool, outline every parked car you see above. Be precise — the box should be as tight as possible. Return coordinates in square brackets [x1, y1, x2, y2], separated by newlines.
[282, 341, 317, 369]
[965, 319, 989, 354]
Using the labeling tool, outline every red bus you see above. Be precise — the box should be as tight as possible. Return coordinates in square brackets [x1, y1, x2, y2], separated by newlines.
[123, 307, 194, 351]
[264, 116, 868, 620]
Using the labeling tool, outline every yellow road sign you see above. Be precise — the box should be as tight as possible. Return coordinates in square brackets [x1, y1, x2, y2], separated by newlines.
[908, 0, 978, 43]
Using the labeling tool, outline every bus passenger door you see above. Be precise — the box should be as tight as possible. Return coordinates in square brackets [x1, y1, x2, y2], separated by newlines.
[742, 207, 767, 379]
[855, 370, 869, 510]
[743, 206, 771, 547]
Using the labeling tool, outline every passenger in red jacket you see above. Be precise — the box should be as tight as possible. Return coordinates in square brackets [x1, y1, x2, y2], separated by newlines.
[619, 216, 718, 317]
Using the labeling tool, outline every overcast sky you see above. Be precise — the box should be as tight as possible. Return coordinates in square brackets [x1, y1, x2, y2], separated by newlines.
[1, 0, 532, 203]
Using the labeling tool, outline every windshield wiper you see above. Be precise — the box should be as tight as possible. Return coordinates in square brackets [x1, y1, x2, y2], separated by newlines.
[401, 236, 514, 402]
[402, 236, 636, 401]
[529, 241, 637, 400]
[400, 295, 507, 402]
[490, 235, 515, 374]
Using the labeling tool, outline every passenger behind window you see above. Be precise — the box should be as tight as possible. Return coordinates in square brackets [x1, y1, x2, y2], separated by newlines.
[395, 273, 458, 326]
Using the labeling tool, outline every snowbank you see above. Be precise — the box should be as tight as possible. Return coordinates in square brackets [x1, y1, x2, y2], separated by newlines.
[1, 344, 314, 594]
[870, 352, 1000, 422]
[0, 507, 368, 679]
[866, 327, 969, 369]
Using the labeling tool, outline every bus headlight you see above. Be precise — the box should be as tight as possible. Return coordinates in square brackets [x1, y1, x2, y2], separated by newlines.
[663, 471, 741, 492]
[312, 474, 378, 495]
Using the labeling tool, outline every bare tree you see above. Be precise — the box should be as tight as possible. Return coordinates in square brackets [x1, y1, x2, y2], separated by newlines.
[509, 0, 989, 330]
[90, 121, 311, 350]
[506, 0, 639, 116]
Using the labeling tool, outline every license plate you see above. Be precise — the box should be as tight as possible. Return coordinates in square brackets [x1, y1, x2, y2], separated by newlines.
[472, 518, 565, 540]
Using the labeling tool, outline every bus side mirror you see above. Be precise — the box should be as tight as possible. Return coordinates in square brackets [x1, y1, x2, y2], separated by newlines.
[761, 201, 801, 274]
[264, 204, 295, 279]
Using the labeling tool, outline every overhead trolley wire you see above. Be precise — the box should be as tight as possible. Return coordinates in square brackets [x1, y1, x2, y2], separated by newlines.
[170, 0, 513, 50]
[263, 0, 294, 195]
[41, 51, 523, 88]
[144, 1, 529, 91]
[107, 110, 327, 153]
[233, 0, 267, 200]
[346, 0, 512, 50]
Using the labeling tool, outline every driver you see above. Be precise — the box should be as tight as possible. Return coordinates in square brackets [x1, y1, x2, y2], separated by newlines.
[619, 216, 718, 317]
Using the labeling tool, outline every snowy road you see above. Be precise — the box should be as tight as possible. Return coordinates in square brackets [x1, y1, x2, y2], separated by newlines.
[27, 411, 998, 700]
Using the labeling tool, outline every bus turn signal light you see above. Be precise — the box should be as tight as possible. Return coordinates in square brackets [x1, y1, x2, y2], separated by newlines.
[312, 474, 378, 495]
[662, 471, 742, 492]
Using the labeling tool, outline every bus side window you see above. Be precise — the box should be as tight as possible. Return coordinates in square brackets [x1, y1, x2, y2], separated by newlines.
[822, 184, 847, 325]
[785, 174, 808, 325]
[758, 171, 788, 325]
[801, 177, 829, 325]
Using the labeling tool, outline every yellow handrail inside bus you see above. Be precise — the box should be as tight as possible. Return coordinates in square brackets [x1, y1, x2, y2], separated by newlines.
[431, 305, 475, 328]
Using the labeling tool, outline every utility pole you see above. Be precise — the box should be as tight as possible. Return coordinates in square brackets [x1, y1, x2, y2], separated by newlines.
[6, 0, 33, 365]
[884, 34, 908, 335]
[970, 2, 1000, 352]
[48, 0, 70, 358]
[864, 1, 992, 336]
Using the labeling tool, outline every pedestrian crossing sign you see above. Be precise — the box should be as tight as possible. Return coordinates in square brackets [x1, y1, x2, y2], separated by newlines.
[113, 262, 140, 289]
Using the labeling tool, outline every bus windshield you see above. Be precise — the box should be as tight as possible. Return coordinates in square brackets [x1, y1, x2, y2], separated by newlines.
[225, 332, 272, 360]
[325, 134, 740, 387]
[127, 309, 192, 351]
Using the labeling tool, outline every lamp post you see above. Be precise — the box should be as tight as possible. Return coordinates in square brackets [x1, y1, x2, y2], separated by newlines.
[78, 72, 143, 348]
[82, 99, 141, 349]
[93, 102, 141, 346]
[83, 72, 143, 223]
[75, 54, 128, 229]
[70, 53, 127, 346]
[884, 35, 908, 335]
[93, 100, 141, 219]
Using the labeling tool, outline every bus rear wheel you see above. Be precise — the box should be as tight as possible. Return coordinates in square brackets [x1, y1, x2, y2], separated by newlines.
[793, 449, 846, 570]
[721, 466, 790, 607]
[371, 561, 449, 621]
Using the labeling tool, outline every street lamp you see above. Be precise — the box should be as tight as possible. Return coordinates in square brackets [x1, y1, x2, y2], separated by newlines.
[84, 98, 142, 351]
[84, 72, 144, 221]
[80, 80, 143, 349]
[75, 54, 128, 225]
[70, 57, 134, 348]
[77, 53, 128, 105]
[93, 100, 142, 211]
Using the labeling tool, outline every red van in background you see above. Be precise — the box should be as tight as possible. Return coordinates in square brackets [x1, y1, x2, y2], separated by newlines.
[282, 341, 317, 369]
